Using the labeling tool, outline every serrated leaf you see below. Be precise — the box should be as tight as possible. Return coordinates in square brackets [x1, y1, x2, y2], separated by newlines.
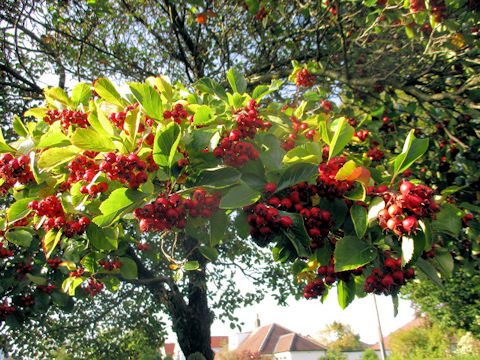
[38, 147, 78, 169]
[128, 82, 164, 120]
[393, 130, 429, 176]
[432, 203, 462, 237]
[220, 183, 261, 209]
[37, 123, 70, 148]
[6, 229, 33, 247]
[44, 87, 72, 107]
[71, 128, 116, 152]
[86, 223, 118, 251]
[194, 78, 228, 102]
[351, 204, 368, 239]
[94, 188, 147, 227]
[337, 279, 356, 310]
[119, 257, 137, 279]
[195, 167, 241, 188]
[416, 257, 443, 288]
[42, 230, 63, 258]
[13, 116, 29, 137]
[26, 274, 47, 286]
[71, 83, 92, 106]
[62, 277, 85, 296]
[209, 211, 228, 246]
[153, 122, 181, 169]
[94, 78, 124, 107]
[24, 108, 48, 120]
[283, 143, 322, 164]
[199, 246, 219, 261]
[7, 197, 35, 223]
[193, 105, 215, 126]
[277, 163, 318, 192]
[184, 260, 200, 271]
[368, 197, 385, 223]
[334, 236, 376, 272]
[430, 247, 453, 279]
[328, 117, 354, 160]
[227, 69, 247, 94]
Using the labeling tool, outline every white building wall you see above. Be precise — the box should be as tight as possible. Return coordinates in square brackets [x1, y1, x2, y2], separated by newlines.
[341, 351, 364, 360]
[274, 350, 327, 360]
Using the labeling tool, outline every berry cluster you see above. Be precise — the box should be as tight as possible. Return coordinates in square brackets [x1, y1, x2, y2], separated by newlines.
[16, 262, 33, 274]
[214, 139, 260, 167]
[163, 103, 189, 124]
[296, 68, 315, 88]
[321, 100, 333, 113]
[100, 152, 150, 189]
[246, 204, 293, 239]
[43, 109, 89, 130]
[377, 181, 439, 236]
[364, 254, 415, 295]
[301, 207, 334, 249]
[18, 295, 34, 308]
[316, 157, 354, 199]
[137, 243, 150, 251]
[0, 154, 34, 195]
[409, 0, 426, 12]
[430, 0, 447, 21]
[134, 190, 221, 232]
[69, 267, 85, 278]
[354, 130, 369, 142]
[37, 284, 56, 294]
[84, 279, 104, 296]
[0, 303, 15, 321]
[379, 117, 395, 133]
[0, 243, 13, 258]
[367, 147, 385, 162]
[255, 6, 268, 21]
[47, 258, 63, 270]
[462, 213, 474, 227]
[99, 259, 122, 271]
[108, 103, 139, 130]
[303, 278, 326, 299]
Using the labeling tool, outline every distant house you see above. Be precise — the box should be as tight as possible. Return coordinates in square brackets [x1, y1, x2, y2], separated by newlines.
[369, 317, 429, 358]
[164, 336, 229, 360]
[339, 342, 371, 360]
[234, 323, 328, 360]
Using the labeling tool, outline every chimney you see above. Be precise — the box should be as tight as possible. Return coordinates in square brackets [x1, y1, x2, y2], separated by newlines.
[255, 314, 261, 329]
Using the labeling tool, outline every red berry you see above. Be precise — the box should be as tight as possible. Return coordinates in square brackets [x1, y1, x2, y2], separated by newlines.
[265, 182, 277, 194]
[279, 216, 293, 228]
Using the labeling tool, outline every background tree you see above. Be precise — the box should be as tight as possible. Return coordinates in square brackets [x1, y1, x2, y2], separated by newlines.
[315, 321, 362, 352]
[361, 349, 379, 360]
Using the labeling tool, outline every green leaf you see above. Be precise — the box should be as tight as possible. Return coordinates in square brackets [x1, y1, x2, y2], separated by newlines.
[192, 105, 215, 126]
[195, 78, 228, 102]
[368, 197, 385, 223]
[128, 82, 164, 120]
[195, 167, 241, 188]
[393, 130, 429, 176]
[119, 257, 138, 279]
[38, 147, 78, 169]
[419, 219, 432, 251]
[283, 143, 322, 164]
[71, 128, 116, 152]
[26, 274, 47, 286]
[37, 123, 70, 148]
[337, 279, 356, 310]
[7, 197, 35, 223]
[184, 260, 200, 271]
[277, 163, 318, 192]
[13, 116, 29, 137]
[279, 211, 311, 258]
[334, 236, 376, 272]
[153, 122, 181, 169]
[401, 235, 415, 266]
[328, 117, 354, 160]
[258, 134, 285, 170]
[227, 69, 247, 94]
[94, 78, 124, 107]
[95, 188, 147, 227]
[81, 253, 99, 273]
[71, 83, 92, 106]
[62, 277, 85, 296]
[416, 257, 443, 288]
[252, 85, 269, 101]
[432, 203, 462, 237]
[351, 204, 368, 239]
[199, 246, 219, 262]
[90, 102, 116, 137]
[44, 87, 72, 107]
[86, 223, 118, 251]
[209, 210, 228, 246]
[430, 247, 454, 279]
[6, 229, 33, 247]
[101, 275, 121, 292]
[219, 183, 261, 209]
[344, 183, 366, 201]
[42, 230, 63, 258]
[24, 108, 48, 120]
[154, 76, 173, 101]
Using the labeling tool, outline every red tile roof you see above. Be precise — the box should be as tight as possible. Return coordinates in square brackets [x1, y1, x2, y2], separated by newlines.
[235, 323, 327, 355]
[212, 336, 229, 349]
[165, 343, 176, 355]
[370, 317, 428, 351]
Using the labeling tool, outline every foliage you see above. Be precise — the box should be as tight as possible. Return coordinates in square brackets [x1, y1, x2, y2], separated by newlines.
[361, 349, 379, 360]
[402, 266, 480, 335]
[455, 332, 480, 357]
[388, 321, 456, 360]
[320, 350, 346, 360]
[315, 322, 362, 352]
